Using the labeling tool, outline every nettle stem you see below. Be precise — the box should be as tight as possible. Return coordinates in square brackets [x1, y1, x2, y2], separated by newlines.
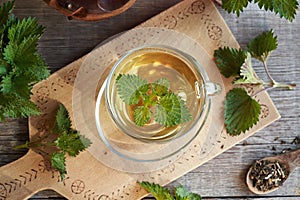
[262, 61, 277, 85]
[14, 140, 56, 150]
[252, 81, 296, 97]
[251, 61, 297, 97]
[14, 132, 56, 150]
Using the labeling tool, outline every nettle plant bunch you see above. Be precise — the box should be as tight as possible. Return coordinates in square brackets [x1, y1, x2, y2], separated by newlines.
[214, 30, 296, 136]
[15, 104, 92, 180]
[0, 1, 50, 121]
[220, 0, 298, 22]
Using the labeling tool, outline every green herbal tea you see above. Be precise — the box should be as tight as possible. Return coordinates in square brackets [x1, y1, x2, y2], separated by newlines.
[111, 50, 204, 141]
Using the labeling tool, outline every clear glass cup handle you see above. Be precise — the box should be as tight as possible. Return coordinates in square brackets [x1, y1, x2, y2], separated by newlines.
[205, 82, 222, 96]
[195, 81, 221, 99]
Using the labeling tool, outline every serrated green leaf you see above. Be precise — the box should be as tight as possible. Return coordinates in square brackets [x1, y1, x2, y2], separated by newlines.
[234, 53, 263, 85]
[138, 182, 174, 200]
[134, 106, 151, 126]
[27, 54, 50, 80]
[3, 34, 40, 66]
[157, 93, 181, 127]
[78, 134, 92, 149]
[158, 93, 192, 127]
[7, 17, 44, 44]
[0, 1, 14, 29]
[175, 185, 202, 200]
[254, 0, 298, 21]
[117, 74, 192, 127]
[1, 72, 32, 98]
[152, 78, 170, 96]
[0, 58, 8, 75]
[224, 88, 261, 136]
[214, 47, 247, 78]
[0, 65, 6, 75]
[155, 104, 167, 126]
[247, 29, 278, 62]
[1, 15, 17, 49]
[52, 104, 72, 134]
[55, 130, 91, 157]
[221, 0, 249, 16]
[0, 93, 40, 119]
[51, 152, 66, 180]
[116, 74, 149, 105]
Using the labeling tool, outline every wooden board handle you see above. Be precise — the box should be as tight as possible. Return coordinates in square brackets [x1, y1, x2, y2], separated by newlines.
[0, 150, 61, 200]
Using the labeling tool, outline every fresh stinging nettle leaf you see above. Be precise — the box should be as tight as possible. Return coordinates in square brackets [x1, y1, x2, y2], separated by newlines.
[214, 47, 247, 78]
[0, 1, 14, 30]
[221, 0, 298, 21]
[53, 104, 72, 134]
[138, 181, 173, 200]
[116, 74, 149, 105]
[234, 53, 263, 85]
[51, 152, 67, 180]
[221, 0, 249, 16]
[51, 105, 92, 179]
[254, 0, 299, 22]
[0, 1, 50, 121]
[175, 185, 202, 200]
[157, 93, 192, 127]
[134, 106, 151, 127]
[152, 77, 169, 96]
[138, 181, 202, 200]
[247, 29, 278, 62]
[55, 131, 92, 157]
[224, 88, 261, 136]
[14, 104, 92, 180]
[116, 74, 192, 128]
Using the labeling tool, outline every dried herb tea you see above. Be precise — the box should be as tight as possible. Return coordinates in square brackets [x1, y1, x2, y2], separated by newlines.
[249, 159, 289, 192]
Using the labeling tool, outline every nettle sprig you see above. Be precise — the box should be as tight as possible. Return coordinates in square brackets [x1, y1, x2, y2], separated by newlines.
[219, 0, 298, 22]
[116, 74, 192, 127]
[214, 29, 296, 136]
[138, 181, 202, 200]
[0, 1, 50, 121]
[15, 104, 92, 180]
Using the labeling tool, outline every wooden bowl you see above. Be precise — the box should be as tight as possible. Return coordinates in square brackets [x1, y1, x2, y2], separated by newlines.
[43, 0, 136, 21]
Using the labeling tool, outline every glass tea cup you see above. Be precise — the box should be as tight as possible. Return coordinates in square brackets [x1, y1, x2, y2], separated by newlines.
[101, 45, 221, 144]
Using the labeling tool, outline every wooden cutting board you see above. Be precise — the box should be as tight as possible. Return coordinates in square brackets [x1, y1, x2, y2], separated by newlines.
[0, 1, 280, 199]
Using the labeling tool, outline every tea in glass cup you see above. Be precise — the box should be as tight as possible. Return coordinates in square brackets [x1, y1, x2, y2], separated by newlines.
[104, 45, 221, 142]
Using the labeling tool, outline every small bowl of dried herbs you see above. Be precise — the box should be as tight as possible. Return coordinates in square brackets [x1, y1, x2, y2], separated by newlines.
[246, 148, 300, 194]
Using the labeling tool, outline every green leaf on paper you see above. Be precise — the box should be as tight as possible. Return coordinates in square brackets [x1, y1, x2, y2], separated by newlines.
[52, 104, 72, 134]
[224, 88, 261, 136]
[214, 47, 247, 78]
[55, 131, 92, 157]
[234, 53, 263, 85]
[51, 152, 67, 180]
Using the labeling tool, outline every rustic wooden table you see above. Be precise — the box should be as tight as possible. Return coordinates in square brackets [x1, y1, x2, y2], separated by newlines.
[1, 0, 299, 199]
